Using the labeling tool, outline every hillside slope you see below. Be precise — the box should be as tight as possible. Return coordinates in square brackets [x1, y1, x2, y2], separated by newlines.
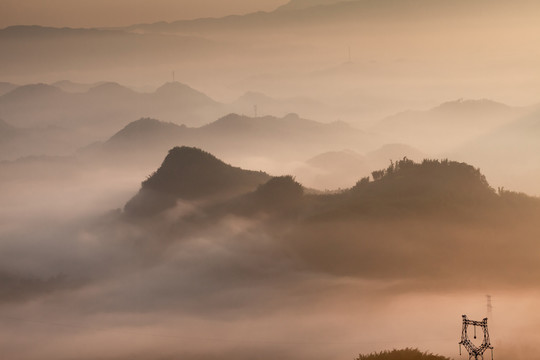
[123, 149, 540, 289]
[124, 147, 271, 216]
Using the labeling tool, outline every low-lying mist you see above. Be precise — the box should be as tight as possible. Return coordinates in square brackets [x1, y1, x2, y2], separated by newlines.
[1, 149, 540, 360]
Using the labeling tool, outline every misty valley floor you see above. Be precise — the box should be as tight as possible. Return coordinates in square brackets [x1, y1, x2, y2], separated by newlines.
[2, 147, 540, 359]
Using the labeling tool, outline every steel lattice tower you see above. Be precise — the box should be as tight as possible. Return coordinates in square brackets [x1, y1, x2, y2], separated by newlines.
[459, 315, 493, 360]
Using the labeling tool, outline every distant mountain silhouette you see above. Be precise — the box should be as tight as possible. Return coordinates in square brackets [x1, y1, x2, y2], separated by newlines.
[106, 118, 186, 145]
[310, 60, 389, 79]
[88, 118, 190, 166]
[153, 82, 218, 107]
[294, 149, 368, 190]
[276, 0, 348, 12]
[202, 112, 347, 133]
[231, 91, 327, 120]
[125, 0, 537, 34]
[452, 108, 540, 195]
[431, 98, 512, 116]
[0, 25, 217, 78]
[0, 81, 223, 135]
[199, 113, 366, 157]
[0, 82, 18, 96]
[93, 113, 369, 168]
[366, 143, 425, 165]
[373, 99, 527, 153]
[52, 80, 106, 93]
[0, 83, 64, 104]
[292, 144, 425, 190]
[307, 149, 365, 169]
[87, 82, 137, 98]
[459, 106, 540, 155]
[0, 25, 108, 37]
[0, 117, 78, 161]
[124, 147, 270, 216]
[379, 99, 518, 127]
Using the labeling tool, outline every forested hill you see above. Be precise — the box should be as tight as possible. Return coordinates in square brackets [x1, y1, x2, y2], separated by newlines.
[125, 148, 540, 220]
[355, 349, 451, 360]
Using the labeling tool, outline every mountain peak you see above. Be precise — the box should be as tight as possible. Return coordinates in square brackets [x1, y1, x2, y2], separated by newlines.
[276, 0, 350, 12]
[0, 83, 64, 101]
[204, 113, 251, 129]
[141, 147, 265, 197]
[307, 149, 365, 167]
[431, 98, 511, 114]
[156, 81, 194, 91]
[237, 91, 275, 103]
[351, 158, 496, 209]
[283, 112, 301, 120]
[107, 118, 185, 143]
[124, 147, 270, 216]
[155, 81, 202, 97]
[204, 113, 304, 131]
[88, 82, 134, 95]
[153, 82, 217, 105]
[52, 80, 103, 93]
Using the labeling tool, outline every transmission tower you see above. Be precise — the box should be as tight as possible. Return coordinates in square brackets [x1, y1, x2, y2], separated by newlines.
[459, 315, 493, 360]
[486, 295, 493, 319]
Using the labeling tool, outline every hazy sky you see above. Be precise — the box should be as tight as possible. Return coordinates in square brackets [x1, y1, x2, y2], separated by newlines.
[0, 0, 288, 28]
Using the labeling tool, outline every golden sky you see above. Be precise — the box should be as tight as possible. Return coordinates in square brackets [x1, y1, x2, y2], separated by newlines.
[0, 0, 287, 28]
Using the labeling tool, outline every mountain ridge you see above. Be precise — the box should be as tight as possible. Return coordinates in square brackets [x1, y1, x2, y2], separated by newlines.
[121, 0, 539, 34]
[124, 147, 540, 220]
[276, 0, 352, 12]
[124, 146, 271, 216]
[0, 81, 223, 131]
[373, 98, 527, 153]
[94, 112, 371, 168]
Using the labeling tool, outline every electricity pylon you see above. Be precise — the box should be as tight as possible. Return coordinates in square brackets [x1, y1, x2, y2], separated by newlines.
[459, 315, 493, 360]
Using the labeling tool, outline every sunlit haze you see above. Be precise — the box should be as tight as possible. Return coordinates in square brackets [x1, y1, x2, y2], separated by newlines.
[1, 1, 540, 360]
[0, 0, 288, 28]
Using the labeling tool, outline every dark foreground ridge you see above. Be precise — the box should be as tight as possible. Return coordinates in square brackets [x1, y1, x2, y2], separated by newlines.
[126, 147, 540, 218]
[121, 147, 540, 288]
[124, 146, 271, 216]
[356, 348, 451, 360]
[343, 157, 496, 215]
